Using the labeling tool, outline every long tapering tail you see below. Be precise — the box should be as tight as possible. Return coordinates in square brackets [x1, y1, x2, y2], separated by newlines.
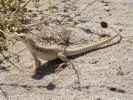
[65, 28, 122, 56]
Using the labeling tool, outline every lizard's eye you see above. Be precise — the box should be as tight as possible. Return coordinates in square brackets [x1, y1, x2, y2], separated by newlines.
[16, 34, 26, 41]
[19, 35, 25, 39]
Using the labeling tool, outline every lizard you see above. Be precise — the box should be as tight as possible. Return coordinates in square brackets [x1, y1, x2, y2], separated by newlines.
[14, 28, 122, 72]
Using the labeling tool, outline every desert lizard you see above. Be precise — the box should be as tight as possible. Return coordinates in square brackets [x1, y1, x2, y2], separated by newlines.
[15, 29, 122, 71]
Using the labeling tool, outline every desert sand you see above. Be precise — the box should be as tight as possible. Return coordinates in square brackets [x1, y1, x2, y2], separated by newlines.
[0, 0, 133, 100]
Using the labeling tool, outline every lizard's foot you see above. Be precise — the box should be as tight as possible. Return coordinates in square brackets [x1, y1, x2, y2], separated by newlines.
[98, 33, 110, 41]
[98, 33, 110, 38]
[32, 66, 44, 80]
[32, 64, 45, 80]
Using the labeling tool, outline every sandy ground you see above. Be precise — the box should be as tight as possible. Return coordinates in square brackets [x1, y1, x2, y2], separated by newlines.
[0, 0, 133, 100]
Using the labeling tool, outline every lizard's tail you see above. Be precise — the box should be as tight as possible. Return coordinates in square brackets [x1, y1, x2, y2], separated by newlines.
[65, 28, 122, 56]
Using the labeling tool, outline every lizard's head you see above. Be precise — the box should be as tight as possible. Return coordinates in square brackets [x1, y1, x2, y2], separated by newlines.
[15, 33, 36, 46]
[15, 33, 27, 41]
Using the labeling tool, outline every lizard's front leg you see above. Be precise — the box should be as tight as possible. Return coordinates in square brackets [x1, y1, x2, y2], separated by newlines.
[32, 54, 41, 72]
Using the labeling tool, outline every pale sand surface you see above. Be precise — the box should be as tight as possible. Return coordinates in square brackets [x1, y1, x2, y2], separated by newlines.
[0, 0, 133, 100]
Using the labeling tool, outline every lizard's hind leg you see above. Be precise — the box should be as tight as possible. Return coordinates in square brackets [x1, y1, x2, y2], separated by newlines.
[57, 52, 81, 90]
[57, 52, 69, 62]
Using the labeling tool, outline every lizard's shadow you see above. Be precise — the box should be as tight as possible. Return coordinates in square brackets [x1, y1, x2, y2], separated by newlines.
[32, 59, 66, 80]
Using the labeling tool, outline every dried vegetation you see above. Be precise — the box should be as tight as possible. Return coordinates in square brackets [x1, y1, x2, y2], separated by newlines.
[0, 0, 52, 69]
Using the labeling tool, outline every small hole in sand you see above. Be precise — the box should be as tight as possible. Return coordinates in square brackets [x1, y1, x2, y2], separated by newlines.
[100, 21, 108, 28]
[46, 82, 56, 90]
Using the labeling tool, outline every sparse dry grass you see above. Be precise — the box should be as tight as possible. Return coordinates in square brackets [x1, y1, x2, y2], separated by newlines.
[0, 0, 32, 74]
[0, 0, 58, 70]
[0, 0, 28, 53]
